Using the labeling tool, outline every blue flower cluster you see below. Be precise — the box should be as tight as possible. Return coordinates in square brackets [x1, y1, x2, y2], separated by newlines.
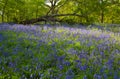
[0, 23, 120, 79]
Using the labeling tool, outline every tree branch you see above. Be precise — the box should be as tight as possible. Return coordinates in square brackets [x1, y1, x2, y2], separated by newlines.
[19, 13, 85, 24]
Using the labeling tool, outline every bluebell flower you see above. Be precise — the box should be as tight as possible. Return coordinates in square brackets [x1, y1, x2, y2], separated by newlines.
[83, 75, 87, 79]
[87, 42, 92, 47]
[76, 62, 81, 68]
[0, 45, 4, 52]
[75, 60, 81, 63]
[106, 59, 113, 69]
[65, 75, 73, 79]
[114, 72, 119, 79]
[59, 73, 63, 78]
[12, 51, 18, 54]
[68, 48, 78, 55]
[0, 57, 2, 64]
[103, 73, 107, 79]
[8, 62, 15, 68]
[79, 65, 87, 71]
[58, 65, 63, 70]
[100, 52, 104, 56]
[66, 69, 74, 76]
[79, 52, 87, 59]
[94, 74, 102, 79]
[63, 61, 71, 66]
[14, 68, 20, 72]
[97, 75, 102, 79]
[0, 34, 4, 41]
[2, 52, 9, 57]
[57, 55, 65, 62]
[100, 67, 105, 73]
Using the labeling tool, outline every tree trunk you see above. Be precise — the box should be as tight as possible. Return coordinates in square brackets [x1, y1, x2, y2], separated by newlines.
[36, 5, 39, 19]
[101, 10, 104, 23]
[2, 0, 9, 22]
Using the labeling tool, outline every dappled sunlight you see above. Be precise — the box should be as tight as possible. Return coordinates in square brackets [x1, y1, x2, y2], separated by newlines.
[0, 23, 120, 79]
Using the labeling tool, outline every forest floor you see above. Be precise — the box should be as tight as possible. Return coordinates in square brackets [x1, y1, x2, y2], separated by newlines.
[0, 23, 120, 79]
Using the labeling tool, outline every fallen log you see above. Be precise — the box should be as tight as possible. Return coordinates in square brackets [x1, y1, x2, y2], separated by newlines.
[19, 14, 85, 24]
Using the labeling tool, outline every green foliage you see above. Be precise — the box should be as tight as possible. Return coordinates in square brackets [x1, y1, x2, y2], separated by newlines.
[0, 0, 120, 24]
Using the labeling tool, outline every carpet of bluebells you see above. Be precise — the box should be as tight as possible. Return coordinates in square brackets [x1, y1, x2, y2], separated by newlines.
[0, 23, 120, 79]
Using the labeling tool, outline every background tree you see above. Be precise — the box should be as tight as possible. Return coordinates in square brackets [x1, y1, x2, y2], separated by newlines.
[0, 0, 9, 22]
[0, 0, 120, 24]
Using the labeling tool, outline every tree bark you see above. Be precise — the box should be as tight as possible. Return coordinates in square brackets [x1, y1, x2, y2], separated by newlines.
[101, 10, 104, 23]
[2, 0, 9, 22]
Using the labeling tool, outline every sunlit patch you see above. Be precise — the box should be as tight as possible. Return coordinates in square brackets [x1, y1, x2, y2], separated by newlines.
[0, 23, 120, 79]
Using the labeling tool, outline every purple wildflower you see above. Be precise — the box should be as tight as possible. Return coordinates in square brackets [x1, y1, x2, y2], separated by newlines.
[79, 65, 87, 71]
[58, 65, 63, 70]
[63, 61, 71, 66]
[83, 75, 87, 79]
[103, 74, 107, 79]
[8, 62, 15, 68]
[65, 75, 73, 79]
[94, 74, 102, 79]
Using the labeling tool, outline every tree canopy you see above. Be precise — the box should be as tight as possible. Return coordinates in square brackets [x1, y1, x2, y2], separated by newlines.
[0, 0, 120, 24]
